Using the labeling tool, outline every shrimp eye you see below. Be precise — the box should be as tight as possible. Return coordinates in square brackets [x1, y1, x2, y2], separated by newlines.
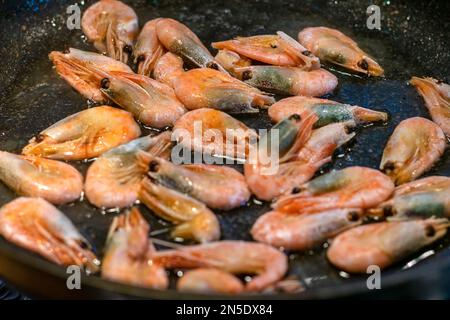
[270, 43, 278, 49]
[425, 225, 436, 237]
[288, 114, 302, 122]
[101, 78, 110, 89]
[35, 134, 46, 143]
[382, 161, 396, 173]
[149, 160, 160, 172]
[79, 240, 90, 250]
[241, 70, 253, 81]
[62, 47, 70, 54]
[358, 59, 369, 71]
[302, 50, 312, 57]
[291, 187, 302, 194]
[206, 62, 219, 70]
[123, 45, 133, 55]
[382, 205, 394, 217]
[347, 211, 360, 222]
[137, 55, 146, 63]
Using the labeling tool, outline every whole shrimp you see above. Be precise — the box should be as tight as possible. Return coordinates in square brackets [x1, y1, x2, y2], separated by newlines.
[49, 48, 132, 102]
[173, 108, 258, 160]
[145, 156, 251, 210]
[156, 18, 225, 71]
[410, 77, 450, 137]
[177, 268, 244, 294]
[274, 166, 395, 214]
[212, 31, 320, 70]
[154, 241, 288, 292]
[251, 208, 364, 251]
[268, 96, 388, 127]
[85, 131, 172, 209]
[134, 18, 165, 76]
[139, 178, 220, 243]
[173, 68, 275, 113]
[82, 0, 138, 63]
[368, 176, 450, 220]
[0, 197, 99, 272]
[102, 208, 168, 288]
[153, 52, 185, 88]
[22, 106, 141, 160]
[327, 219, 449, 273]
[235, 66, 338, 97]
[298, 27, 384, 76]
[0, 151, 83, 205]
[380, 117, 446, 185]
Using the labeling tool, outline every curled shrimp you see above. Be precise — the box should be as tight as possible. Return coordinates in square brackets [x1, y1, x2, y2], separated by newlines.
[177, 268, 244, 294]
[134, 18, 165, 76]
[327, 219, 449, 273]
[156, 18, 225, 71]
[298, 27, 384, 76]
[85, 131, 172, 209]
[251, 208, 364, 251]
[139, 178, 220, 243]
[410, 77, 450, 137]
[380, 117, 446, 185]
[102, 208, 168, 288]
[49, 48, 132, 102]
[173, 68, 275, 113]
[274, 166, 395, 214]
[173, 108, 258, 160]
[153, 52, 185, 88]
[82, 0, 138, 63]
[154, 241, 288, 292]
[145, 156, 251, 210]
[368, 176, 450, 220]
[0, 197, 99, 272]
[212, 31, 320, 70]
[235, 66, 338, 97]
[0, 151, 83, 205]
[22, 106, 141, 160]
[268, 96, 388, 127]
[214, 50, 252, 77]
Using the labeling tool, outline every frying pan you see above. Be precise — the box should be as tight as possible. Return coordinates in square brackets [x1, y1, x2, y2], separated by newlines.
[0, 0, 449, 299]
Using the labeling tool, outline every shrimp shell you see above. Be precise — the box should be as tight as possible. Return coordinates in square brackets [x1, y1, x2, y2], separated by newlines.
[134, 18, 165, 76]
[153, 52, 185, 88]
[177, 268, 244, 294]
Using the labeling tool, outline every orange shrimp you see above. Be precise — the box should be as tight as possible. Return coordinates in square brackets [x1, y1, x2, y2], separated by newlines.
[0, 197, 99, 272]
[134, 18, 165, 76]
[327, 219, 449, 273]
[173, 68, 275, 113]
[0, 151, 83, 205]
[380, 117, 446, 185]
[22, 106, 141, 160]
[274, 166, 395, 214]
[102, 208, 168, 288]
[153, 52, 185, 88]
[298, 27, 384, 76]
[85, 132, 172, 209]
[82, 0, 138, 63]
[268, 96, 388, 126]
[410, 77, 450, 136]
[154, 241, 288, 292]
[214, 49, 252, 77]
[177, 268, 244, 294]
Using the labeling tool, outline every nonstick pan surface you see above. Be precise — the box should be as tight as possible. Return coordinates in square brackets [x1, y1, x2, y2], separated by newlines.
[0, 0, 449, 299]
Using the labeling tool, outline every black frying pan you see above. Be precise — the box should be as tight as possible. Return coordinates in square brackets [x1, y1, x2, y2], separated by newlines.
[0, 0, 450, 299]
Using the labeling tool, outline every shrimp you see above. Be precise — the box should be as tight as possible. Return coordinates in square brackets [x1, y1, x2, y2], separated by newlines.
[81, 0, 138, 63]
[173, 108, 258, 160]
[102, 208, 168, 288]
[368, 176, 450, 220]
[380, 117, 446, 185]
[235, 66, 338, 97]
[145, 156, 251, 210]
[139, 178, 220, 243]
[153, 52, 185, 88]
[85, 131, 172, 209]
[410, 77, 450, 136]
[214, 49, 252, 76]
[22, 106, 140, 160]
[177, 268, 244, 294]
[154, 241, 288, 292]
[268, 96, 388, 127]
[274, 166, 395, 214]
[0, 151, 83, 205]
[327, 219, 449, 273]
[173, 68, 275, 113]
[134, 18, 165, 76]
[0, 197, 99, 272]
[212, 31, 320, 70]
[156, 18, 225, 71]
[49, 48, 132, 102]
[298, 27, 384, 76]
[251, 208, 364, 251]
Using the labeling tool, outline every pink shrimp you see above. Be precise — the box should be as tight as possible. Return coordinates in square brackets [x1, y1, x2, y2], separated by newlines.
[153, 52, 185, 88]
[177, 268, 244, 294]
[134, 18, 165, 76]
